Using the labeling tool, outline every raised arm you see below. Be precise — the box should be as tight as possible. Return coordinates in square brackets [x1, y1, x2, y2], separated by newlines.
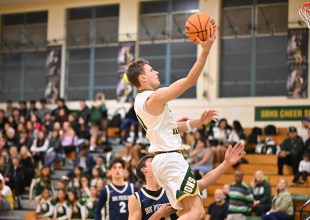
[197, 142, 245, 190]
[178, 109, 218, 133]
[147, 29, 216, 116]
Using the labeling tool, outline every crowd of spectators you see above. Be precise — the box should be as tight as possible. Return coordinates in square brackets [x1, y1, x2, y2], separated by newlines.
[0, 97, 309, 219]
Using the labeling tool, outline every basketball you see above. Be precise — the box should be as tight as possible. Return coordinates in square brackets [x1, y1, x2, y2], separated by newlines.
[185, 12, 216, 44]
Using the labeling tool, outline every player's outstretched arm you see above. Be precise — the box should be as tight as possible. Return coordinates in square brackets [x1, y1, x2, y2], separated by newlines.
[149, 28, 216, 108]
[178, 109, 218, 133]
[128, 195, 142, 220]
[197, 142, 245, 190]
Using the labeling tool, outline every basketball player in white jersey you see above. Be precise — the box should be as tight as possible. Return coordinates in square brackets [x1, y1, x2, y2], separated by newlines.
[127, 28, 244, 220]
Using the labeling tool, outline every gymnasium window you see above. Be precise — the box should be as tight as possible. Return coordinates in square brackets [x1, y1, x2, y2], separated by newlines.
[138, 0, 198, 98]
[66, 5, 119, 100]
[0, 11, 48, 102]
[220, 0, 288, 97]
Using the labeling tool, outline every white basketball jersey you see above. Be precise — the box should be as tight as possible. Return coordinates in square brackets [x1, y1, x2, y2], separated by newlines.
[134, 90, 182, 153]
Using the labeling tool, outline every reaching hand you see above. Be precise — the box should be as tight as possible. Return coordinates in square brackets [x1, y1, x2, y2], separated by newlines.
[156, 203, 175, 218]
[196, 27, 217, 51]
[200, 109, 218, 125]
[224, 142, 245, 166]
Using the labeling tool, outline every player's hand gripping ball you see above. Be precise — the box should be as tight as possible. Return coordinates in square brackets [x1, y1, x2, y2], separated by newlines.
[185, 12, 216, 44]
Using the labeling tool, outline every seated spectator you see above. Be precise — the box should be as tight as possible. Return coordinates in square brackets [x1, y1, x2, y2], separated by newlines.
[261, 179, 294, 220]
[0, 155, 9, 180]
[68, 190, 85, 220]
[278, 126, 304, 175]
[90, 167, 102, 187]
[211, 118, 231, 163]
[61, 122, 78, 159]
[20, 146, 35, 188]
[18, 129, 34, 150]
[206, 188, 228, 220]
[0, 192, 10, 211]
[29, 166, 53, 206]
[0, 109, 8, 133]
[38, 99, 51, 122]
[189, 129, 213, 174]
[227, 120, 246, 145]
[4, 127, 19, 149]
[251, 170, 272, 216]
[44, 130, 64, 169]
[291, 153, 310, 186]
[84, 185, 99, 220]
[73, 115, 90, 143]
[118, 99, 138, 142]
[74, 142, 95, 176]
[228, 170, 254, 220]
[53, 189, 71, 220]
[94, 155, 107, 178]
[80, 175, 91, 200]
[297, 117, 309, 143]
[123, 124, 136, 161]
[31, 130, 49, 167]
[36, 187, 54, 219]
[7, 155, 25, 196]
[68, 166, 83, 197]
[0, 173, 13, 209]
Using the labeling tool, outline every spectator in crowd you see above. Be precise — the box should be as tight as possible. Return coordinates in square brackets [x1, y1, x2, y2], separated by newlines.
[222, 184, 230, 203]
[0, 191, 10, 211]
[0, 173, 13, 209]
[211, 118, 232, 163]
[11, 107, 20, 130]
[74, 143, 95, 176]
[131, 124, 150, 164]
[52, 189, 71, 220]
[261, 179, 294, 220]
[51, 98, 70, 119]
[20, 146, 35, 188]
[36, 187, 54, 219]
[4, 127, 19, 149]
[118, 99, 138, 142]
[80, 175, 91, 200]
[291, 153, 310, 186]
[227, 120, 246, 145]
[18, 100, 28, 117]
[278, 126, 304, 175]
[29, 166, 53, 206]
[189, 129, 213, 175]
[206, 188, 229, 220]
[18, 129, 34, 150]
[297, 117, 309, 143]
[27, 100, 39, 120]
[61, 122, 78, 160]
[84, 185, 99, 220]
[90, 167, 102, 187]
[228, 170, 254, 220]
[0, 109, 8, 133]
[0, 155, 9, 179]
[68, 190, 85, 220]
[94, 155, 107, 178]
[89, 93, 108, 151]
[7, 155, 25, 196]
[45, 130, 64, 169]
[38, 99, 51, 121]
[73, 115, 90, 143]
[251, 170, 272, 216]
[94, 158, 138, 220]
[31, 130, 49, 167]
[4, 100, 13, 118]
[68, 166, 83, 197]
[76, 100, 90, 124]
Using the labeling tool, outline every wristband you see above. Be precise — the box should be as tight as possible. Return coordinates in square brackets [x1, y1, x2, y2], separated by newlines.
[186, 120, 193, 131]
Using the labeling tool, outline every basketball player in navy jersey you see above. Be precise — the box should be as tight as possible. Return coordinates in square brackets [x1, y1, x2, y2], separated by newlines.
[94, 158, 138, 220]
[129, 143, 245, 220]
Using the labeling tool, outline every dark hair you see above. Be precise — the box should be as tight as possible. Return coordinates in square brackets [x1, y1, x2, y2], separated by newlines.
[126, 59, 149, 88]
[40, 99, 47, 104]
[136, 155, 155, 183]
[6, 100, 12, 104]
[232, 120, 243, 134]
[109, 158, 126, 170]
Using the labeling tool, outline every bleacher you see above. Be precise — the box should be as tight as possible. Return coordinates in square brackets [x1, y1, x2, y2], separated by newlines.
[203, 153, 310, 220]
